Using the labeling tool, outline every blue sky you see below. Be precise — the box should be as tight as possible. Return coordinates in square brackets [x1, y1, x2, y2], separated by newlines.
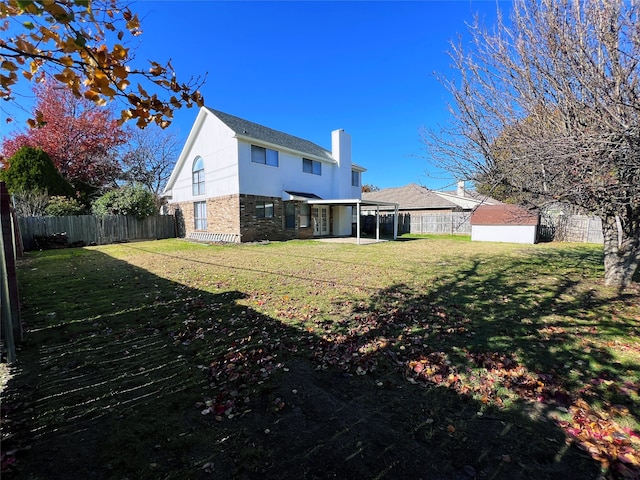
[2, 1, 508, 190]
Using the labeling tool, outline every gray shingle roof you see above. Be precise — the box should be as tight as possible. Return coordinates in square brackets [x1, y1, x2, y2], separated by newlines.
[205, 108, 334, 162]
[362, 184, 459, 209]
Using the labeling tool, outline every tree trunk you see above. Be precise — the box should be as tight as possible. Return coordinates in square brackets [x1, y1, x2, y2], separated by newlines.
[601, 215, 640, 289]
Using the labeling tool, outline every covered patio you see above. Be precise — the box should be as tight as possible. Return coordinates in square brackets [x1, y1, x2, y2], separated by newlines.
[307, 198, 399, 245]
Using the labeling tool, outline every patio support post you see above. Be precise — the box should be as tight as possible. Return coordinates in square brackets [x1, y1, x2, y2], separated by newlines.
[394, 204, 398, 239]
[376, 205, 380, 242]
[356, 202, 361, 245]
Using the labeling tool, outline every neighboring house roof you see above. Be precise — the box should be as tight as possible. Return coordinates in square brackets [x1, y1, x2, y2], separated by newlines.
[471, 204, 539, 225]
[434, 190, 502, 209]
[205, 108, 339, 164]
[362, 183, 491, 210]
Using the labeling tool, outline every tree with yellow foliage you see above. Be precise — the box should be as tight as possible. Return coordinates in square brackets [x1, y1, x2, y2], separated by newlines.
[0, 0, 205, 128]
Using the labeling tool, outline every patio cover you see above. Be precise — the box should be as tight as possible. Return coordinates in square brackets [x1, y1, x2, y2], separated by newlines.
[282, 191, 322, 201]
[307, 198, 399, 244]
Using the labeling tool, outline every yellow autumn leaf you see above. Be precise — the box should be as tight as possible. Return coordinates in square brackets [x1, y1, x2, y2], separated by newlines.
[100, 85, 117, 97]
[92, 68, 108, 86]
[120, 109, 134, 121]
[137, 83, 148, 97]
[112, 44, 128, 60]
[19, 3, 40, 15]
[59, 56, 74, 67]
[44, 3, 71, 23]
[125, 13, 140, 31]
[0, 72, 16, 88]
[83, 89, 100, 101]
[15, 37, 35, 55]
[112, 64, 128, 79]
[62, 36, 78, 53]
[1, 60, 17, 72]
[117, 79, 130, 91]
[53, 68, 76, 85]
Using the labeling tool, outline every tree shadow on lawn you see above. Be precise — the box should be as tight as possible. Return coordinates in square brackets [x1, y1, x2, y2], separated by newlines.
[1, 247, 616, 479]
[323, 247, 639, 479]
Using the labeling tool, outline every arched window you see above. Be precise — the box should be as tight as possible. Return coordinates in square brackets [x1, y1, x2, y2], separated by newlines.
[192, 156, 205, 196]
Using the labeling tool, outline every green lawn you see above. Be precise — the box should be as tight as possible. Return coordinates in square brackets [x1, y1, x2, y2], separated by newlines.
[2, 237, 639, 479]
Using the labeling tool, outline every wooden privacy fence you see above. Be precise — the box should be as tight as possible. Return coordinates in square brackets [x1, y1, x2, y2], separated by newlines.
[375, 211, 603, 244]
[406, 212, 472, 235]
[372, 212, 472, 235]
[19, 214, 176, 251]
[552, 215, 604, 244]
[1, 182, 22, 362]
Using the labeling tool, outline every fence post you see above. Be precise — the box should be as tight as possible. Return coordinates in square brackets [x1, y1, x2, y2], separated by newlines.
[1, 183, 21, 361]
[0, 225, 16, 362]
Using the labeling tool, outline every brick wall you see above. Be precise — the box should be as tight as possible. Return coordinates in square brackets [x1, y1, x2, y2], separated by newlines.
[239, 194, 284, 242]
[168, 194, 241, 238]
[169, 195, 315, 242]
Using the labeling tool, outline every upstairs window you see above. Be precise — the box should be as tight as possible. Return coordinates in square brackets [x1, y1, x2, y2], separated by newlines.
[303, 158, 321, 175]
[251, 145, 279, 167]
[351, 170, 360, 187]
[192, 156, 205, 196]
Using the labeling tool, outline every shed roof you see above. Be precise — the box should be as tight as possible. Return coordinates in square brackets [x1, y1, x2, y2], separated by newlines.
[470, 204, 539, 226]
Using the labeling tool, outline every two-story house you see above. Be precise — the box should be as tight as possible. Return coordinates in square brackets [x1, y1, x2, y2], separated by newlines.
[163, 107, 393, 243]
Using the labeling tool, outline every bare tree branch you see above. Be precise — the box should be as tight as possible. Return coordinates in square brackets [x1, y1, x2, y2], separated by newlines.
[422, 0, 640, 288]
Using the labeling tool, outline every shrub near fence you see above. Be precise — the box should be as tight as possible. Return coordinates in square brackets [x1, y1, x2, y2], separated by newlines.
[19, 215, 176, 251]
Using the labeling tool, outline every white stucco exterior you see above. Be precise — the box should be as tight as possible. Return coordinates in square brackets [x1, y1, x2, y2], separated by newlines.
[471, 225, 538, 244]
[164, 109, 240, 203]
[163, 107, 376, 242]
[164, 108, 363, 203]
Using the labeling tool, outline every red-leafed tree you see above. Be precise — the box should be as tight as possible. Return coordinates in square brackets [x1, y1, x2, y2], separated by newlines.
[1, 80, 128, 190]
